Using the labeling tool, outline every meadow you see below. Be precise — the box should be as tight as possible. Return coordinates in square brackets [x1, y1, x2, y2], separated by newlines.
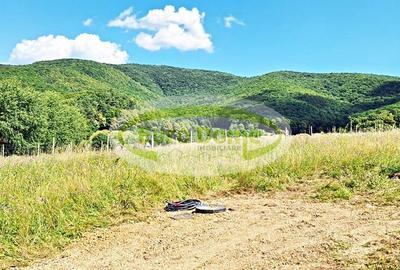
[0, 130, 400, 268]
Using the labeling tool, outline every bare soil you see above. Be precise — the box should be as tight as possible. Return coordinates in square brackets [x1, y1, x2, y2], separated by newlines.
[27, 193, 400, 270]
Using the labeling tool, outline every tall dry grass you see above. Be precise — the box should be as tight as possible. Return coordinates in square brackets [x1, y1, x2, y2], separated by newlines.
[0, 131, 399, 267]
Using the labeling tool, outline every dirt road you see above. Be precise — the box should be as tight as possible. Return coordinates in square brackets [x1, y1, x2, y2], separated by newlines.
[28, 193, 400, 269]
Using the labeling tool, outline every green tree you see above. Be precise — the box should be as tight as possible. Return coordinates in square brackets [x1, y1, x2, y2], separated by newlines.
[0, 79, 47, 154]
[41, 92, 89, 149]
[0, 79, 90, 154]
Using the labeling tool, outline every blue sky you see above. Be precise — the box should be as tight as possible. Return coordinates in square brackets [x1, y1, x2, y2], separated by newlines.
[1, 0, 399, 76]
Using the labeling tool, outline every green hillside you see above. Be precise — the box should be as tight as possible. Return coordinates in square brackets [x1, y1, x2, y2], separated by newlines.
[0, 59, 399, 154]
[0, 59, 159, 98]
[234, 72, 400, 132]
[115, 64, 244, 96]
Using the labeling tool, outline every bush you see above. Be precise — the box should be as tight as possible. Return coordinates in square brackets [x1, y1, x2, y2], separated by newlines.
[90, 131, 109, 150]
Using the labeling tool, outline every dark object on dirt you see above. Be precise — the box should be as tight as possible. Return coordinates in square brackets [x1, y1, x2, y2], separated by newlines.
[195, 204, 226, 214]
[390, 172, 400, 181]
[164, 199, 202, 212]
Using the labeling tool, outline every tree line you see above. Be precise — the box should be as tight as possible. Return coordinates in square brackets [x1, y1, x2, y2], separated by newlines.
[0, 79, 136, 155]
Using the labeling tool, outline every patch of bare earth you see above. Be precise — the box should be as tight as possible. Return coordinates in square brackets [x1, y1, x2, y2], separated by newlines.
[27, 193, 400, 270]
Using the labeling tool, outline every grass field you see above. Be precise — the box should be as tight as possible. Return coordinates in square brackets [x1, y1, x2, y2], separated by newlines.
[1, 131, 400, 268]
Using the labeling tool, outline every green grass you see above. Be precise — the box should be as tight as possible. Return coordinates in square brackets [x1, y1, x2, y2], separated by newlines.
[0, 153, 231, 267]
[0, 131, 400, 268]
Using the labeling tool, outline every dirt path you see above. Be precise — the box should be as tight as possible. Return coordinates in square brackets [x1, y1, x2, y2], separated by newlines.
[28, 193, 400, 270]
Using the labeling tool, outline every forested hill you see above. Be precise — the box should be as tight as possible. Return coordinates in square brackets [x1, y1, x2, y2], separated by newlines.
[234, 71, 400, 132]
[0, 59, 399, 154]
[115, 63, 244, 96]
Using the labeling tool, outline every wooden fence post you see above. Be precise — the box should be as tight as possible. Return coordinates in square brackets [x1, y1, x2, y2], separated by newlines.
[52, 137, 56, 154]
[1, 144, 4, 157]
[106, 134, 110, 151]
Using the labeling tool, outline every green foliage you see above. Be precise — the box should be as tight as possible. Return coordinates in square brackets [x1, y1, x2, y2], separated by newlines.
[74, 88, 137, 131]
[232, 72, 400, 133]
[118, 104, 277, 144]
[1, 59, 400, 154]
[350, 102, 400, 130]
[0, 59, 158, 100]
[0, 79, 88, 154]
[0, 79, 48, 153]
[41, 92, 89, 149]
[90, 131, 109, 150]
[314, 181, 353, 201]
[115, 64, 243, 96]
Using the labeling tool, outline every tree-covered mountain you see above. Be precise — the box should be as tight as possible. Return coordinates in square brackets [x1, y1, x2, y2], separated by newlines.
[0, 59, 399, 154]
[233, 72, 400, 132]
[115, 64, 244, 96]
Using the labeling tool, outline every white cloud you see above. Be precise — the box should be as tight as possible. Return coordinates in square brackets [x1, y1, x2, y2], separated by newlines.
[9, 33, 129, 64]
[83, 18, 93, 27]
[224, 15, 245, 28]
[108, 5, 213, 53]
[107, 7, 139, 29]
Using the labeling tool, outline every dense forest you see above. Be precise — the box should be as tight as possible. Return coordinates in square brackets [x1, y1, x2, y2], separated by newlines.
[0, 59, 399, 154]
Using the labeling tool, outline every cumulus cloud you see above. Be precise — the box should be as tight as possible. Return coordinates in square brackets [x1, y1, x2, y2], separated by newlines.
[108, 5, 213, 52]
[9, 33, 128, 64]
[83, 18, 93, 27]
[224, 15, 245, 28]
